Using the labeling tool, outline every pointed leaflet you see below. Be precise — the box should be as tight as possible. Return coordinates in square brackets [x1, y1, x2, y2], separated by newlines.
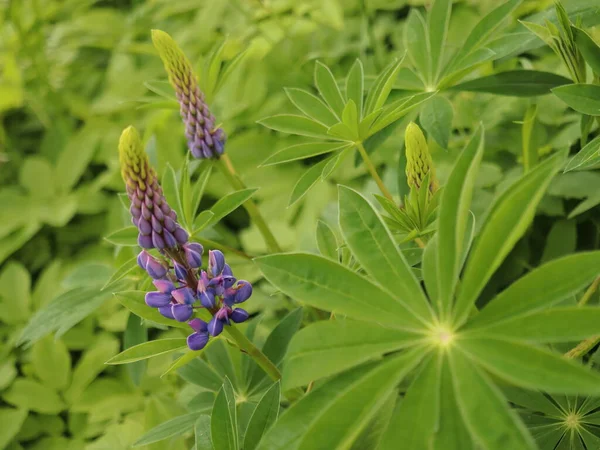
[316, 220, 338, 261]
[427, 0, 452, 84]
[261, 142, 349, 166]
[283, 319, 419, 390]
[466, 252, 600, 327]
[338, 186, 433, 323]
[449, 71, 570, 97]
[378, 354, 440, 450]
[467, 307, 600, 343]
[461, 338, 600, 395]
[288, 157, 330, 206]
[346, 59, 364, 118]
[368, 91, 437, 135]
[573, 26, 600, 75]
[436, 126, 484, 318]
[206, 188, 258, 228]
[257, 349, 425, 450]
[420, 95, 453, 149]
[449, 349, 535, 450]
[244, 382, 281, 450]
[364, 57, 405, 115]
[314, 62, 346, 117]
[422, 235, 439, 302]
[256, 253, 427, 332]
[285, 88, 339, 127]
[404, 9, 430, 85]
[132, 412, 199, 447]
[105, 338, 187, 365]
[564, 135, 600, 172]
[552, 84, 600, 116]
[453, 152, 564, 326]
[258, 115, 331, 139]
[195, 415, 213, 450]
[212, 378, 238, 450]
[115, 291, 188, 329]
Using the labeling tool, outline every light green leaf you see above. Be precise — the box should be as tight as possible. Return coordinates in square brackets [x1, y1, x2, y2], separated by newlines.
[436, 126, 484, 318]
[448, 349, 535, 450]
[378, 354, 440, 450]
[427, 0, 452, 84]
[162, 344, 214, 378]
[420, 96, 453, 149]
[552, 84, 600, 115]
[403, 10, 429, 85]
[450, 71, 571, 97]
[369, 91, 437, 135]
[321, 148, 348, 180]
[365, 58, 405, 115]
[283, 319, 419, 390]
[193, 210, 215, 232]
[115, 291, 189, 329]
[162, 163, 184, 220]
[0, 262, 31, 324]
[261, 142, 350, 167]
[105, 338, 187, 365]
[573, 26, 600, 75]
[3, 379, 66, 414]
[195, 415, 213, 450]
[101, 255, 139, 291]
[422, 235, 439, 302]
[285, 88, 339, 126]
[104, 226, 138, 246]
[256, 253, 427, 331]
[191, 162, 213, 223]
[207, 188, 258, 227]
[346, 59, 364, 118]
[350, 391, 396, 450]
[316, 220, 338, 261]
[133, 412, 199, 447]
[258, 349, 425, 450]
[32, 335, 71, 391]
[258, 115, 331, 139]
[460, 338, 600, 395]
[341, 100, 359, 139]
[314, 61, 346, 117]
[55, 123, 101, 193]
[467, 252, 600, 328]
[244, 382, 280, 450]
[0, 408, 28, 449]
[212, 378, 238, 450]
[468, 307, 600, 343]
[564, 135, 600, 172]
[338, 186, 433, 323]
[288, 158, 330, 206]
[454, 153, 563, 326]
[178, 357, 223, 392]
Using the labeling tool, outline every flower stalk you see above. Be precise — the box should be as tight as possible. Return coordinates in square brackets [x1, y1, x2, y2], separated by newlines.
[356, 141, 394, 202]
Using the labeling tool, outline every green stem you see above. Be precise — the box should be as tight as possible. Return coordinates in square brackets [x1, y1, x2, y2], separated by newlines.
[192, 236, 252, 260]
[217, 155, 282, 253]
[579, 276, 600, 307]
[356, 142, 394, 202]
[223, 326, 281, 382]
[565, 335, 600, 359]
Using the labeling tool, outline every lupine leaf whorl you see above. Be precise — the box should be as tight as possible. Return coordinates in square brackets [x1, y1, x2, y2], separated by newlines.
[405, 122, 438, 192]
[151, 29, 226, 160]
[118, 126, 189, 250]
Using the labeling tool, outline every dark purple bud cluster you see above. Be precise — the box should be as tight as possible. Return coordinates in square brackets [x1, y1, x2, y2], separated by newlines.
[139, 248, 252, 351]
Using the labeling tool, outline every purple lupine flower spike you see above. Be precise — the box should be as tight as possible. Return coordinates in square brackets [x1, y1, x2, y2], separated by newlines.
[184, 243, 203, 268]
[152, 30, 227, 160]
[119, 126, 189, 251]
[145, 255, 168, 279]
[208, 250, 225, 277]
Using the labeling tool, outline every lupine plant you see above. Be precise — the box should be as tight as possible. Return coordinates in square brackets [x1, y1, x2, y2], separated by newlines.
[4, 0, 600, 449]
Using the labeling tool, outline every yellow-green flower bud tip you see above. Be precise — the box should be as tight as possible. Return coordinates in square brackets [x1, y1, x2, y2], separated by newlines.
[119, 126, 152, 191]
[405, 122, 438, 192]
[151, 30, 195, 94]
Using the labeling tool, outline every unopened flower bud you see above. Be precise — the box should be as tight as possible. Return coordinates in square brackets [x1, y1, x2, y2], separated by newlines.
[404, 122, 438, 192]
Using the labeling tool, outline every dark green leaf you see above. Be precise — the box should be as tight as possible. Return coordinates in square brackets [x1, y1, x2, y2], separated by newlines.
[195, 415, 213, 450]
[124, 313, 147, 386]
[573, 26, 600, 75]
[133, 413, 199, 447]
[207, 188, 258, 227]
[212, 378, 238, 450]
[552, 84, 600, 115]
[420, 96, 453, 148]
[450, 71, 571, 96]
[261, 142, 350, 167]
[244, 382, 280, 450]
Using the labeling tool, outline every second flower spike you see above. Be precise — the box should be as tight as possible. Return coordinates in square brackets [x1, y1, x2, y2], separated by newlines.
[151, 29, 226, 159]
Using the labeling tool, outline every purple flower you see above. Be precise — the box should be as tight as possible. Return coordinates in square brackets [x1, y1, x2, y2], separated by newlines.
[187, 332, 209, 350]
[153, 279, 175, 294]
[230, 308, 249, 323]
[172, 287, 196, 305]
[174, 262, 187, 280]
[184, 242, 203, 268]
[158, 305, 175, 319]
[172, 304, 193, 322]
[144, 255, 168, 279]
[145, 291, 172, 307]
[208, 250, 225, 277]
[208, 316, 224, 336]
[234, 281, 252, 304]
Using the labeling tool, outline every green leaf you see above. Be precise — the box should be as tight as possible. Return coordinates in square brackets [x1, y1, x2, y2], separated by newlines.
[449, 71, 571, 96]
[114, 291, 189, 329]
[101, 255, 139, 291]
[448, 349, 535, 450]
[341, 100, 359, 138]
[247, 308, 304, 393]
[104, 226, 138, 246]
[378, 355, 440, 450]
[257, 349, 425, 450]
[0, 408, 27, 450]
[422, 235, 439, 302]
[194, 210, 215, 232]
[124, 313, 147, 386]
[55, 123, 101, 193]
[256, 253, 426, 331]
[365, 58, 405, 115]
[0, 262, 31, 324]
[288, 158, 330, 206]
[178, 357, 223, 391]
[133, 413, 199, 447]
[207, 188, 258, 227]
[18, 287, 113, 347]
[212, 378, 238, 450]
[573, 26, 600, 75]
[31, 335, 71, 391]
[446, 0, 521, 74]
[105, 338, 187, 365]
[467, 252, 600, 329]
[369, 91, 437, 136]
[338, 186, 433, 323]
[346, 59, 364, 118]
[205, 340, 239, 390]
[521, 104, 538, 173]
[258, 115, 331, 139]
[552, 84, 600, 115]
[3, 378, 66, 414]
[454, 153, 563, 326]
[460, 338, 600, 395]
[404, 10, 429, 85]
[244, 382, 281, 450]
[191, 162, 213, 224]
[195, 415, 213, 450]
[564, 135, 600, 172]
[469, 307, 600, 343]
[314, 61, 346, 117]
[321, 148, 349, 180]
[316, 220, 338, 260]
[260, 142, 350, 167]
[283, 319, 418, 390]
[420, 96, 453, 149]
[436, 126, 484, 318]
[285, 88, 339, 126]
[162, 163, 184, 220]
[427, 0, 452, 84]
[162, 344, 214, 378]
[350, 391, 396, 450]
